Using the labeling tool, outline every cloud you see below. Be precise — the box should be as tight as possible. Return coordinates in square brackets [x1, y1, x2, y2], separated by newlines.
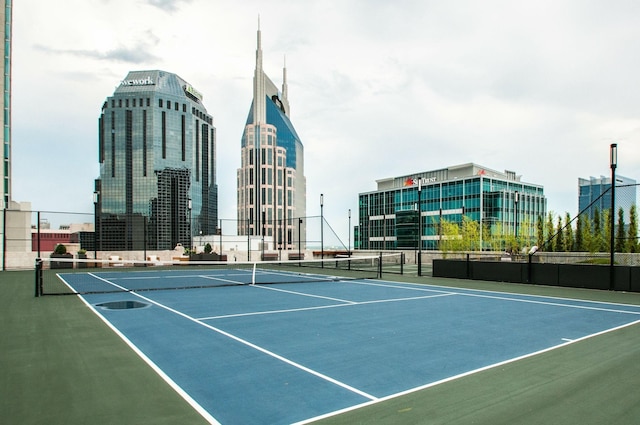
[33, 32, 160, 64]
[144, 0, 192, 12]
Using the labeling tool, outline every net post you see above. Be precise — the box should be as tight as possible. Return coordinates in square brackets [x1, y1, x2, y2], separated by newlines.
[401, 252, 404, 275]
[378, 252, 383, 278]
[34, 258, 42, 297]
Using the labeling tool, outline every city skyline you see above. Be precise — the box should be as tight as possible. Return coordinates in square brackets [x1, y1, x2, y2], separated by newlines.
[10, 0, 640, 242]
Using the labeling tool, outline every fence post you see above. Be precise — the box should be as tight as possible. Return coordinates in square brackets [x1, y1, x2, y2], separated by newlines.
[466, 253, 470, 279]
[34, 258, 42, 297]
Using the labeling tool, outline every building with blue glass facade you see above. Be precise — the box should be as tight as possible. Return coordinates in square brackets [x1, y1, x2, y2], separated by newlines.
[237, 25, 306, 250]
[357, 163, 546, 250]
[95, 70, 217, 250]
[578, 175, 637, 222]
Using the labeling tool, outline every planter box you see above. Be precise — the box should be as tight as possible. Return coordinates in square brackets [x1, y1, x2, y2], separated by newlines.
[189, 253, 227, 262]
[50, 253, 73, 269]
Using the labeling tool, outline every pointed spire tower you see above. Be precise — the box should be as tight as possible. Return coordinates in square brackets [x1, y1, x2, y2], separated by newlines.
[253, 16, 266, 124]
[282, 55, 288, 104]
[237, 22, 306, 251]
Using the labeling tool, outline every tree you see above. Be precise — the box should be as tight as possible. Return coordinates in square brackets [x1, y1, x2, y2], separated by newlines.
[592, 208, 603, 252]
[564, 212, 574, 251]
[580, 215, 593, 253]
[575, 213, 583, 251]
[615, 208, 626, 253]
[461, 216, 481, 251]
[555, 215, 565, 252]
[545, 212, 555, 251]
[536, 214, 544, 250]
[602, 209, 611, 253]
[628, 204, 639, 253]
[440, 219, 462, 253]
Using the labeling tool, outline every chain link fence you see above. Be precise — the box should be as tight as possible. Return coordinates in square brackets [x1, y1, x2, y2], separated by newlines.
[533, 183, 639, 266]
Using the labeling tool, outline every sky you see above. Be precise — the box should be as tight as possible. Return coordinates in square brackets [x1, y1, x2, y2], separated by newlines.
[11, 0, 640, 241]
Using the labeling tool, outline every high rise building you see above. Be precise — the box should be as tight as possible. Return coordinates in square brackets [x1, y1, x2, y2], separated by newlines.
[237, 25, 306, 251]
[96, 70, 218, 251]
[357, 163, 547, 250]
[578, 175, 637, 221]
[1, 0, 11, 207]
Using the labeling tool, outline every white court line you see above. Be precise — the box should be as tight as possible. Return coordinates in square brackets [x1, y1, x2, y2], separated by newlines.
[294, 318, 640, 425]
[375, 278, 640, 311]
[197, 292, 455, 321]
[251, 284, 357, 304]
[456, 291, 640, 315]
[85, 273, 379, 404]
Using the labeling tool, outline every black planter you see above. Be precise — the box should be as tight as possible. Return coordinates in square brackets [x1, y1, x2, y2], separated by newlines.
[77, 253, 87, 268]
[50, 253, 73, 269]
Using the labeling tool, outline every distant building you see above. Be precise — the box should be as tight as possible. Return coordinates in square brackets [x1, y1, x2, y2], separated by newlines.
[1, 0, 11, 207]
[237, 25, 306, 250]
[578, 175, 637, 221]
[357, 163, 547, 250]
[96, 70, 218, 250]
[0, 2, 31, 260]
[31, 223, 95, 252]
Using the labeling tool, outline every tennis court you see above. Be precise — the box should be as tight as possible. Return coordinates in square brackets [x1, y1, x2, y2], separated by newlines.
[46, 261, 640, 425]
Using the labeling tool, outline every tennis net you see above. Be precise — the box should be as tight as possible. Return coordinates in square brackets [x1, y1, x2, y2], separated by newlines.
[35, 253, 403, 296]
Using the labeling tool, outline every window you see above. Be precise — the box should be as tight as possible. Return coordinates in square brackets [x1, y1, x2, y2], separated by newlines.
[159, 99, 163, 108]
[167, 100, 171, 109]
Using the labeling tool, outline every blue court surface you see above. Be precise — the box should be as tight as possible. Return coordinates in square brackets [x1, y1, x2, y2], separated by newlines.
[58, 268, 640, 425]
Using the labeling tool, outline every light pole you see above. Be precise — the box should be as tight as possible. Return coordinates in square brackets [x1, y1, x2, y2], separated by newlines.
[261, 206, 266, 261]
[187, 198, 192, 250]
[348, 208, 351, 257]
[320, 194, 324, 266]
[93, 190, 99, 262]
[610, 143, 617, 290]
[298, 218, 302, 263]
[514, 190, 519, 247]
[418, 180, 422, 276]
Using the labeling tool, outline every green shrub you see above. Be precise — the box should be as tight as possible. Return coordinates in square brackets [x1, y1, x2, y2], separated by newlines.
[204, 243, 212, 254]
[53, 244, 67, 255]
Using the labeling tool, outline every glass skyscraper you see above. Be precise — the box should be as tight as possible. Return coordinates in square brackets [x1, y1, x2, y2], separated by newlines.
[1, 0, 10, 207]
[237, 25, 306, 250]
[358, 163, 546, 250]
[578, 175, 637, 222]
[96, 70, 217, 250]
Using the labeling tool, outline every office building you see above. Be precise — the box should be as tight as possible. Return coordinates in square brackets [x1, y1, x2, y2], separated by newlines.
[237, 25, 306, 250]
[578, 175, 637, 222]
[0, 1, 31, 261]
[1, 0, 10, 206]
[96, 70, 218, 250]
[357, 163, 546, 250]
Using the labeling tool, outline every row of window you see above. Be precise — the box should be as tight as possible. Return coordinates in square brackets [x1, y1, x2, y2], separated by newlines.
[107, 96, 213, 126]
